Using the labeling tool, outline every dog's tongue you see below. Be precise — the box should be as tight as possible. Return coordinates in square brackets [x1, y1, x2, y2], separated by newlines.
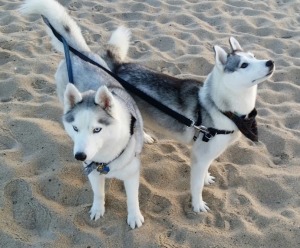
[223, 108, 258, 142]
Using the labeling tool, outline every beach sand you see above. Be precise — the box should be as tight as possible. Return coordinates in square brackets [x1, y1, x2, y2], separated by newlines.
[0, 0, 300, 247]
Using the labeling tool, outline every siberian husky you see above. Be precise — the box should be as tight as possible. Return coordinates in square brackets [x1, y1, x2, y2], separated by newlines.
[105, 27, 275, 212]
[20, 0, 144, 229]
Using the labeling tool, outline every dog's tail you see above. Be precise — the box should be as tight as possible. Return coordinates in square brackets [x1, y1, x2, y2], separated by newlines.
[19, 0, 90, 54]
[105, 26, 131, 70]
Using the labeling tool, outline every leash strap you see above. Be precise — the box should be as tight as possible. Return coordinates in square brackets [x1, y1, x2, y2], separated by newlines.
[42, 16, 194, 127]
[42, 16, 237, 142]
[42, 16, 74, 84]
[62, 36, 74, 84]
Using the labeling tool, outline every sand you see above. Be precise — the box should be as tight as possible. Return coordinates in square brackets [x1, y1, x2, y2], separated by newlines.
[1, 0, 300, 247]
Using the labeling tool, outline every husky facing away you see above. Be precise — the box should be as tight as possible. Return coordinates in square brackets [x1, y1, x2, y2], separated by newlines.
[20, 0, 145, 229]
[105, 27, 275, 212]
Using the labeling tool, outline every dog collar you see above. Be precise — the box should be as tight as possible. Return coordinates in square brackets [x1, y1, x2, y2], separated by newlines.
[84, 162, 110, 175]
[83, 148, 125, 176]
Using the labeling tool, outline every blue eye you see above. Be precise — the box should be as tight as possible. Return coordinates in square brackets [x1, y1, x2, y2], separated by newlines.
[240, 63, 249, 68]
[73, 126, 78, 132]
[93, 127, 102, 133]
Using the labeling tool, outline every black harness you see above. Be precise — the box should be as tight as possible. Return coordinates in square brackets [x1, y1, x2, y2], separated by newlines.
[193, 108, 234, 142]
[42, 17, 258, 172]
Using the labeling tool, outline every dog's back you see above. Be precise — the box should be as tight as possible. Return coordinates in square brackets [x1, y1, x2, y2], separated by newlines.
[105, 28, 204, 141]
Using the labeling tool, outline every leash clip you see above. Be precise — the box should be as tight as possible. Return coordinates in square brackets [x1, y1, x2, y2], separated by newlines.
[193, 124, 210, 135]
[193, 124, 212, 141]
[96, 163, 110, 174]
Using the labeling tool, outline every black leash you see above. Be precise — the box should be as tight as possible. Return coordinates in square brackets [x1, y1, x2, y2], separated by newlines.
[62, 36, 74, 84]
[42, 16, 239, 142]
[42, 16, 195, 128]
[42, 16, 74, 84]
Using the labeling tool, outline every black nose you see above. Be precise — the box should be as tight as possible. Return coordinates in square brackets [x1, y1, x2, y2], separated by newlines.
[266, 60, 274, 69]
[75, 152, 87, 161]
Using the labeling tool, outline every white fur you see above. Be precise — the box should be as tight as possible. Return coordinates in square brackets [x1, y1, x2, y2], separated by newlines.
[107, 30, 275, 213]
[62, 86, 144, 228]
[20, 0, 90, 53]
[21, 0, 144, 229]
[63, 90, 131, 162]
[214, 45, 228, 67]
[63, 83, 82, 113]
[190, 40, 274, 212]
[143, 131, 155, 144]
[229, 37, 243, 51]
[108, 26, 131, 61]
[211, 53, 271, 114]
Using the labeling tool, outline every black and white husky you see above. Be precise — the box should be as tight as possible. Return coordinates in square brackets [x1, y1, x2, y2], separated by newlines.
[105, 27, 275, 212]
[20, 0, 144, 228]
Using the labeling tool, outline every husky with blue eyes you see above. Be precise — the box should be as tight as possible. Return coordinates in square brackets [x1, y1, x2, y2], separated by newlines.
[105, 27, 275, 213]
[20, 0, 144, 229]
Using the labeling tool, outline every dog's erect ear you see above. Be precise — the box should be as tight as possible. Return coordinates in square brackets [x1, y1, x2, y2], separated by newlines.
[64, 83, 82, 113]
[229, 37, 243, 52]
[214, 45, 228, 68]
[95, 86, 114, 114]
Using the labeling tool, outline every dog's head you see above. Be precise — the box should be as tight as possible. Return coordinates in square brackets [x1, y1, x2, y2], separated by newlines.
[213, 37, 275, 91]
[62, 84, 129, 162]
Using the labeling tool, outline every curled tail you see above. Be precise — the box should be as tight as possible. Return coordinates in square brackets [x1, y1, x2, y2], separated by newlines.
[19, 0, 90, 53]
[105, 26, 131, 70]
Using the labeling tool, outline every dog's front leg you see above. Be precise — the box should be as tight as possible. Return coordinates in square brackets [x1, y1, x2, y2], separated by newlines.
[190, 153, 212, 212]
[88, 170, 105, 220]
[123, 160, 144, 229]
[190, 138, 228, 212]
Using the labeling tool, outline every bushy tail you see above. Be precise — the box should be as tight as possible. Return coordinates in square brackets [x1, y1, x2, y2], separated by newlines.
[19, 0, 90, 53]
[105, 26, 131, 69]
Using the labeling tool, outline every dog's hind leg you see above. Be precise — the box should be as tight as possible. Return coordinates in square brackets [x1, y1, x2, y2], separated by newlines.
[88, 171, 106, 220]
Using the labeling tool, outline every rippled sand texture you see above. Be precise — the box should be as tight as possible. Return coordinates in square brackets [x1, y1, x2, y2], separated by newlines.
[1, 0, 300, 247]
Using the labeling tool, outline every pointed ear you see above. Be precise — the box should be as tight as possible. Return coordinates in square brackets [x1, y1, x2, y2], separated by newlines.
[95, 86, 114, 114]
[214, 45, 228, 68]
[229, 37, 243, 51]
[64, 83, 82, 113]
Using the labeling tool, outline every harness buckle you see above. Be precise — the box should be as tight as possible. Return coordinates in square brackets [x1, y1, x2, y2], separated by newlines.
[193, 124, 210, 135]
[193, 124, 211, 141]
[204, 133, 213, 140]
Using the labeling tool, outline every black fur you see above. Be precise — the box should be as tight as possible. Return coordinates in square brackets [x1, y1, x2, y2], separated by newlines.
[113, 63, 203, 133]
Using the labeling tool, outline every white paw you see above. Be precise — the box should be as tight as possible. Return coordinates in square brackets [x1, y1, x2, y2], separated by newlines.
[192, 200, 210, 213]
[144, 132, 155, 144]
[127, 211, 144, 229]
[205, 172, 215, 185]
[89, 205, 105, 221]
